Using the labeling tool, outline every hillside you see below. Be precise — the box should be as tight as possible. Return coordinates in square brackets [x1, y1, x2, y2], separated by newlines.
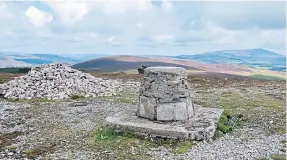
[72, 55, 285, 78]
[72, 55, 199, 72]
[0, 52, 105, 67]
[1, 49, 285, 72]
[173, 48, 286, 71]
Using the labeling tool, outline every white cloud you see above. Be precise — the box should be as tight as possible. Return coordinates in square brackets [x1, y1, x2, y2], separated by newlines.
[105, 36, 119, 46]
[161, 0, 173, 11]
[0, 2, 14, 19]
[45, 0, 153, 25]
[107, 36, 114, 43]
[45, 0, 89, 25]
[136, 22, 143, 28]
[25, 6, 53, 27]
[101, 0, 153, 14]
[154, 34, 174, 42]
[89, 32, 97, 38]
[0, 1, 285, 55]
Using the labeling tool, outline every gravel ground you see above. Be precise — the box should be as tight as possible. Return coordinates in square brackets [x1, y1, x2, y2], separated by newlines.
[0, 80, 286, 160]
[149, 129, 286, 160]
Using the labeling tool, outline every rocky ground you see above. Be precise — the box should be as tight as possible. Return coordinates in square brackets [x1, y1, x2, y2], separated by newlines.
[0, 72, 286, 160]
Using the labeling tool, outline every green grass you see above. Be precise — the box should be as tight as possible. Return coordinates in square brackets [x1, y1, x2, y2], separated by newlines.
[270, 127, 286, 135]
[91, 122, 195, 159]
[256, 158, 269, 160]
[280, 139, 286, 144]
[24, 148, 45, 159]
[271, 154, 287, 160]
[0, 67, 31, 73]
[71, 120, 81, 124]
[7, 98, 64, 104]
[216, 111, 232, 133]
[24, 144, 55, 159]
[4, 90, 134, 104]
[194, 91, 284, 118]
[194, 89, 286, 136]
[70, 94, 86, 100]
[96, 90, 137, 104]
[195, 89, 284, 109]
[91, 123, 153, 159]
[172, 141, 194, 154]
[6, 145, 17, 149]
[257, 154, 287, 160]
[219, 93, 284, 114]
[251, 74, 286, 81]
[214, 110, 235, 139]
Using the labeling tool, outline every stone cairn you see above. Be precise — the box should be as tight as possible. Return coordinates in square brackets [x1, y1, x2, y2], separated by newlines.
[137, 67, 195, 121]
[0, 64, 121, 100]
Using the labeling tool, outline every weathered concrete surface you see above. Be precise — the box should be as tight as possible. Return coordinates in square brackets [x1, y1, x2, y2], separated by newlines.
[105, 106, 223, 140]
[137, 96, 156, 120]
[156, 103, 175, 121]
[138, 66, 195, 121]
[144, 67, 187, 77]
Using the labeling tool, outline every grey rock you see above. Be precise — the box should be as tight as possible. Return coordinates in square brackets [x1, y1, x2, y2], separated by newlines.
[174, 102, 188, 121]
[156, 103, 174, 121]
[137, 96, 156, 120]
[7, 152, 13, 156]
[144, 66, 187, 77]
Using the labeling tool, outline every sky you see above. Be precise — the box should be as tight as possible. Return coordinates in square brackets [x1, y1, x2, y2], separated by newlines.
[0, 0, 286, 55]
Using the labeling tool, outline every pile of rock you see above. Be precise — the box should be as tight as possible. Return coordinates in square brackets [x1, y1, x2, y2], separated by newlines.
[0, 64, 121, 100]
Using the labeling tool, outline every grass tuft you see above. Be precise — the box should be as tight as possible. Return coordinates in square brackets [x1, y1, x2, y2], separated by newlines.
[24, 144, 55, 159]
[70, 94, 85, 100]
[217, 111, 232, 133]
[271, 154, 287, 160]
[214, 110, 245, 139]
[95, 90, 137, 104]
[251, 74, 286, 81]
[91, 122, 195, 159]
[6, 145, 17, 149]
[7, 98, 64, 104]
[173, 141, 194, 154]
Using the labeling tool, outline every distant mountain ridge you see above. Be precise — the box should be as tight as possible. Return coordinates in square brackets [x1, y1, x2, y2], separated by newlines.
[0, 48, 285, 72]
[172, 48, 286, 71]
[71, 55, 286, 79]
[72, 55, 200, 72]
[0, 52, 105, 68]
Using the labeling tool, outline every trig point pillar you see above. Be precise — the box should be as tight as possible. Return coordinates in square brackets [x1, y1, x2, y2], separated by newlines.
[137, 67, 195, 121]
[105, 66, 223, 140]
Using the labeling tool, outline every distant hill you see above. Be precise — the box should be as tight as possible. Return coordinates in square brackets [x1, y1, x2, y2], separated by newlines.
[71, 55, 285, 79]
[1, 48, 285, 72]
[0, 52, 105, 68]
[72, 55, 199, 72]
[172, 48, 286, 71]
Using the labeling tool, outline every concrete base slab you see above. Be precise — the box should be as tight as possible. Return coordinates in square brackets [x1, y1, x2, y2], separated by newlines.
[105, 107, 223, 141]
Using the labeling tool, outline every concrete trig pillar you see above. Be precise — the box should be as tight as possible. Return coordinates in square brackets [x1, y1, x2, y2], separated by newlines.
[137, 67, 195, 121]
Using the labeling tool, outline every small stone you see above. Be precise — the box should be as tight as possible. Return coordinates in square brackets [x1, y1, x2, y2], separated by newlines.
[7, 152, 13, 156]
